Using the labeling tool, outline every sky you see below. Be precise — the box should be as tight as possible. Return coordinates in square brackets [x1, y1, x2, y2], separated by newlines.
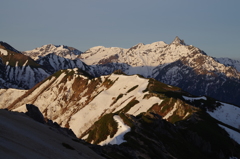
[1, 0, 240, 59]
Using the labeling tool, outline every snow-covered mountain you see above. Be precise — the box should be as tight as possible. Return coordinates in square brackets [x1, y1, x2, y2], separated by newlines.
[23, 44, 82, 60]
[78, 37, 240, 106]
[35, 53, 92, 74]
[23, 44, 95, 75]
[4, 69, 190, 138]
[1, 69, 240, 158]
[0, 42, 50, 89]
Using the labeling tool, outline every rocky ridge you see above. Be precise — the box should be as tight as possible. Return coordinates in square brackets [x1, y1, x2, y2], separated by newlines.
[0, 42, 49, 89]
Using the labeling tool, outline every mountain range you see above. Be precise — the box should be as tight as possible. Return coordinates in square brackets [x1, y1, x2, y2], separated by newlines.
[1, 37, 240, 106]
[0, 38, 240, 158]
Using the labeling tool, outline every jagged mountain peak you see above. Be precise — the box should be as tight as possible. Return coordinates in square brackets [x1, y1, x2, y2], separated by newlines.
[171, 36, 186, 45]
[23, 44, 83, 60]
[131, 42, 145, 48]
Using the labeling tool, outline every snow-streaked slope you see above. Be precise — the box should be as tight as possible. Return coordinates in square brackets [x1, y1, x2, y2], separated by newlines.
[2, 69, 195, 145]
[208, 103, 240, 130]
[68, 73, 153, 137]
[181, 95, 240, 145]
[36, 53, 91, 74]
[0, 45, 50, 89]
[23, 44, 82, 60]
[215, 57, 240, 72]
[0, 109, 104, 159]
[183, 95, 240, 131]
[219, 125, 240, 145]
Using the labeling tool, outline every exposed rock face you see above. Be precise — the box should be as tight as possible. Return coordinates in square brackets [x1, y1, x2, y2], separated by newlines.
[26, 104, 45, 124]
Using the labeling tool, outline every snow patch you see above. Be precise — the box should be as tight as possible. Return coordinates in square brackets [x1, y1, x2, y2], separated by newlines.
[182, 96, 207, 101]
[163, 103, 178, 120]
[99, 115, 130, 145]
[0, 48, 8, 55]
[23, 60, 28, 66]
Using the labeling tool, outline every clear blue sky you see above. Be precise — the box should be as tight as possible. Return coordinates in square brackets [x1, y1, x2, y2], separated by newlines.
[1, 0, 240, 59]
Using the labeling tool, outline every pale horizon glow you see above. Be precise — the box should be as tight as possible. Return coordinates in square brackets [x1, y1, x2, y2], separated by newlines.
[1, 0, 240, 60]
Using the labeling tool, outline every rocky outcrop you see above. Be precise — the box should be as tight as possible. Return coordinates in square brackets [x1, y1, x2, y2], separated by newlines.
[26, 104, 45, 124]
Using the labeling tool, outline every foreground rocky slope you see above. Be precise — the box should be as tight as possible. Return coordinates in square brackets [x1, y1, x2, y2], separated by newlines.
[0, 108, 104, 159]
[1, 69, 240, 158]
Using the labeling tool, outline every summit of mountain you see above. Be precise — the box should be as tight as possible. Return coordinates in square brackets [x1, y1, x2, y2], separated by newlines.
[23, 44, 83, 60]
[171, 36, 186, 45]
